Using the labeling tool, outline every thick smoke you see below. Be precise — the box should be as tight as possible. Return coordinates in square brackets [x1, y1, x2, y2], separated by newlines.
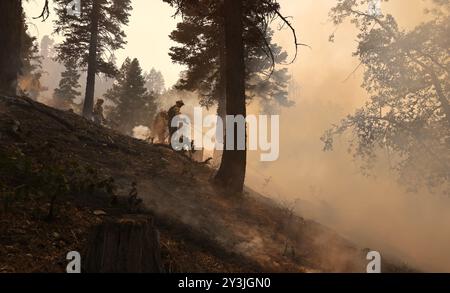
[246, 0, 450, 272]
[24, 0, 449, 272]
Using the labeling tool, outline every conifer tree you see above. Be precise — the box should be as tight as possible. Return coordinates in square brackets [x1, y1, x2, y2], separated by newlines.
[53, 59, 81, 109]
[54, 0, 132, 117]
[165, 0, 300, 193]
[167, 1, 293, 114]
[145, 68, 166, 95]
[106, 58, 158, 135]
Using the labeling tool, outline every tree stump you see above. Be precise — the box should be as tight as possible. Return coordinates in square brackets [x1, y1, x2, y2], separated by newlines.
[83, 215, 163, 273]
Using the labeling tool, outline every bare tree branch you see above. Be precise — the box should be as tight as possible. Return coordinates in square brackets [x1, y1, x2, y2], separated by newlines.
[34, 0, 50, 21]
[271, 7, 310, 65]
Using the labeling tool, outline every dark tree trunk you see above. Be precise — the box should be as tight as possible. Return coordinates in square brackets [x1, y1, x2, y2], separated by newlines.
[82, 0, 100, 118]
[0, 0, 23, 96]
[213, 35, 227, 164]
[83, 216, 163, 273]
[213, 95, 226, 166]
[214, 93, 226, 165]
[217, 32, 227, 121]
[215, 0, 247, 194]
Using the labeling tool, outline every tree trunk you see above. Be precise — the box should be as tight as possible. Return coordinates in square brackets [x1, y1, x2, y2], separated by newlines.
[213, 94, 226, 166]
[83, 215, 163, 273]
[214, 0, 247, 194]
[217, 19, 227, 121]
[82, 0, 100, 118]
[0, 0, 23, 96]
[213, 35, 227, 166]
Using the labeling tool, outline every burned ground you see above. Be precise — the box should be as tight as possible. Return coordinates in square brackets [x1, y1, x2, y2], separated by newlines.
[0, 96, 414, 273]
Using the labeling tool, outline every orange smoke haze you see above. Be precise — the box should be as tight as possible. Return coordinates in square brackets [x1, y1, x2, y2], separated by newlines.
[246, 0, 450, 272]
[23, 0, 450, 272]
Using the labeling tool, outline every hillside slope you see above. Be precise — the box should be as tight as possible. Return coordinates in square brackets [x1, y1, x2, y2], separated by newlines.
[0, 95, 412, 272]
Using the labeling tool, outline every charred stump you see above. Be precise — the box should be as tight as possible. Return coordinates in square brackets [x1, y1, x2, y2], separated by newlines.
[83, 215, 163, 273]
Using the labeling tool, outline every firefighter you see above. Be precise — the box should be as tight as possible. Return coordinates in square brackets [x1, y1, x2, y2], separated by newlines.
[93, 98, 106, 125]
[167, 100, 185, 142]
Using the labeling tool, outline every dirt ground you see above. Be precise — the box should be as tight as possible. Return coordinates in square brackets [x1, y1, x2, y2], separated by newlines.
[0, 96, 414, 273]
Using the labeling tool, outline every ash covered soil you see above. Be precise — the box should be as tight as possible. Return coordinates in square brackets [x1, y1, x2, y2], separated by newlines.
[0, 96, 414, 273]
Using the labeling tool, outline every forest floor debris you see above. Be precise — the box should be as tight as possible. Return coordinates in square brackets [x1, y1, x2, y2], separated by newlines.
[0, 96, 415, 272]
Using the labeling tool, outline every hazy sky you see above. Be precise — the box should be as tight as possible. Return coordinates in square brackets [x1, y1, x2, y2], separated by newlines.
[23, 0, 428, 87]
[23, 0, 450, 272]
[24, 0, 184, 86]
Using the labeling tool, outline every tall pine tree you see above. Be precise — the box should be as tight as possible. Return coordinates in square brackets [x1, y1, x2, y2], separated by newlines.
[106, 58, 158, 135]
[167, 0, 293, 115]
[144, 68, 166, 95]
[53, 59, 81, 109]
[54, 0, 132, 118]
[165, 0, 300, 193]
